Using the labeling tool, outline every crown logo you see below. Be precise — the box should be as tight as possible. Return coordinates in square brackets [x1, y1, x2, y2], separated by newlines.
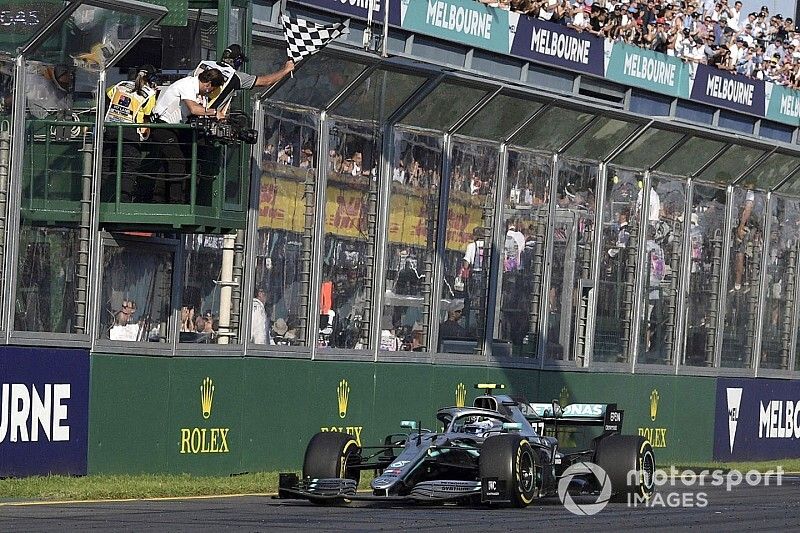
[200, 377, 214, 420]
[455, 383, 467, 407]
[337, 379, 350, 419]
[559, 386, 570, 407]
[650, 389, 660, 421]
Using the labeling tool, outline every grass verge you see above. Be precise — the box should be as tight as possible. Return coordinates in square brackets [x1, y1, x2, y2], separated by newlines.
[0, 461, 795, 502]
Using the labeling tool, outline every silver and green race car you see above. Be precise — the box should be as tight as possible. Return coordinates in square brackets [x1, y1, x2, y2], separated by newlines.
[281, 384, 655, 507]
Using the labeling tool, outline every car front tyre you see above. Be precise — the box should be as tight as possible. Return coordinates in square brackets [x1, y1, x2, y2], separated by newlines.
[480, 434, 539, 508]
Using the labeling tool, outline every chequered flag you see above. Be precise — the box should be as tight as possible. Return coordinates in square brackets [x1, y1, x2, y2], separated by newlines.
[281, 15, 347, 63]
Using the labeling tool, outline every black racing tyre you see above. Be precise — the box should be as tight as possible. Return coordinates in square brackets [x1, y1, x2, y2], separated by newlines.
[479, 434, 539, 508]
[303, 431, 361, 485]
[593, 435, 655, 502]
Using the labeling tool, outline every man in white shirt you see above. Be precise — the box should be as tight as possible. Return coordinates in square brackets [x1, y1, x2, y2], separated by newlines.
[149, 68, 226, 186]
[251, 287, 268, 344]
[152, 68, 226, 124]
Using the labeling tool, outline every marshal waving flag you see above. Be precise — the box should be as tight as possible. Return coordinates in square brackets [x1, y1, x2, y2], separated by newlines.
[281, 15, 347, 63]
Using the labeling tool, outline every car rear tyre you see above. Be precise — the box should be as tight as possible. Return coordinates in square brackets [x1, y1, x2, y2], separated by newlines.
[593, 435, 655, 502]
[480, 434, 539, 508]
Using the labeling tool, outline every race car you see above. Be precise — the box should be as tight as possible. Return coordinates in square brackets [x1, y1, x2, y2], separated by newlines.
[280, 384, 655, 507]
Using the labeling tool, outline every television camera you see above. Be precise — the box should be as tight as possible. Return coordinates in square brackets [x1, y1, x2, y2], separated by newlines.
[189, 111, 258, 145]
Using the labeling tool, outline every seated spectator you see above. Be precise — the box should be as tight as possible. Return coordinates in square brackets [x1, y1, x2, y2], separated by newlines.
[439, 299, 467, 341]
[110, 309, 141, 341]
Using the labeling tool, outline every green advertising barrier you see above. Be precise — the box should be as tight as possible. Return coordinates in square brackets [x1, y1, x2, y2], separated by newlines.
[533, 371, 716, 463]
[606, 41, 690, 98]
[88, 355, 172, 473]
[89, 354, 716, 474]
[400, 0, 509, 55]
[766, 82, 800, 127]
[168, 358, 245, 475]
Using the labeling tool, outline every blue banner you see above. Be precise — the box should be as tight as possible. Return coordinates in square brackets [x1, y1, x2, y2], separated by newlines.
[295, 0, 389, 21]
[509, 15, 605, 76]
[690, 64, 765, 116]
[0, 346, 89, 476]
[714, 377, 800, 461]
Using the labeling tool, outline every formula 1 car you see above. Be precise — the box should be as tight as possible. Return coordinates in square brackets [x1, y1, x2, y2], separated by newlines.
[280, 384, 655, 507]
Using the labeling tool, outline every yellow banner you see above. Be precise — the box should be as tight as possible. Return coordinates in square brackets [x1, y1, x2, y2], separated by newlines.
[258, 173, 484, 251]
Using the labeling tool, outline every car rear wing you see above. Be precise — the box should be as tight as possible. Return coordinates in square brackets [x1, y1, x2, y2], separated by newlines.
[526, 402, 624, 432]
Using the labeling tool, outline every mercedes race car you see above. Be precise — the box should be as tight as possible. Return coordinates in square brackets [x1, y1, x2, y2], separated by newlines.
[280, 384, 655, 507]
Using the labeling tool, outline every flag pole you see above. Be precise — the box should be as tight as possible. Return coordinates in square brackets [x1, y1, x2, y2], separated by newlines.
[382, 0, 389, 58]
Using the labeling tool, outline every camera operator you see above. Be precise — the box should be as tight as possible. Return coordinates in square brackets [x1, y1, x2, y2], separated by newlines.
[150, 68, 225, 184]
[102, 64, 160, 201]
[195, 44, 294, 111]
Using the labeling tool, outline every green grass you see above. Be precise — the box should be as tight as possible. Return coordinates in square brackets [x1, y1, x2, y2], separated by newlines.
[0, 461, 795, 502]
[670, 459, 800, 473]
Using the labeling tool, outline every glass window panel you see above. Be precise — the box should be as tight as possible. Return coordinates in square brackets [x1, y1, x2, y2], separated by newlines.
[0, 2, 62, 53]
[270, 55, 368, 109]
[655, 137, 725, 177]
[15, 226, 80, 333]
[594, 168, 643, 363]
[610, 129, 684, 170]
[439, 141, 499, 353]
[179, 235, 234, 344]
[637, 176, 687, 365]
[29, 6, 152, 68]
[99, 238, 173, 342]
[778, 169, 800, 196]
[762, 195, 798, 371]
[746, 153, 800, 190]
[320, 120, 381, 350]
[251, 42, 291, 83]
[675, 100, 714, 124]
[759, 121, 793, 143]
[564, 118, 639, 161]
[511, 106, 594, 152]
[547, 159, 598, 361]
[682, 183, 727, 367]
[1, 54, 13, 122]
[382, 130, 442, 352]
[21, 63, 96, 221]
[332, 69, 427, 123]
[457, 95, 543, 141]
[401, 82, 488, 132]
[718, 110, 754, 134]
[696, 145, 765, 184]
[253, 107, 318, 347]
[629, 90, 671, 116]
[720, 187, 766, 368]
[494, 150, 551, 358]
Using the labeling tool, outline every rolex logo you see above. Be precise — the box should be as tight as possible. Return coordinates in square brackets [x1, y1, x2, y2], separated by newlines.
[337, 379, 350, 419]
[559, 386, 570, 408]
[455, 383, 466, 407]
[201, 377, 214, 420]
[650, 389, 660, 421]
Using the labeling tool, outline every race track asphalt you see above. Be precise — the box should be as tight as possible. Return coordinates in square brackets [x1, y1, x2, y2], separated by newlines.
[3, 475, 799, 531]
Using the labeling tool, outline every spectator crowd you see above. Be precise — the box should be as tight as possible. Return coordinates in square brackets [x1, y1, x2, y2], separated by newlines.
[477, 0, 800, 87]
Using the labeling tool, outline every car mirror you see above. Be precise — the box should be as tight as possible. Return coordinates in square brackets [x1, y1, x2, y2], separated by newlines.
[502, 422, 522, 431]
[550, 400, 563, 418]
[400, 420, 418, 430]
